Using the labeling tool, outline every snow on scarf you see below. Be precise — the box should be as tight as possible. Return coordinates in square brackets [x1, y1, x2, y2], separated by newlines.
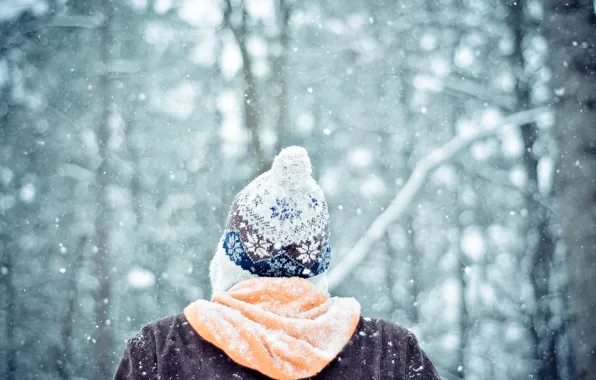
[184, 277, 361, 380]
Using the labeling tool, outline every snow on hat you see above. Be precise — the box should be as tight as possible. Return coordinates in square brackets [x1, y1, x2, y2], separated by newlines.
[210, 146, 331, 293]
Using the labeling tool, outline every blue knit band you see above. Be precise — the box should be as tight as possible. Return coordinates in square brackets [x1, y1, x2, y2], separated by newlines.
[222, 231, 331, 278]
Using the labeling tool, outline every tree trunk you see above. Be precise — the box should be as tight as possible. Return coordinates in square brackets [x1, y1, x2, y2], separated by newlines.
[384, 232, 398, 317]
[241, 39, 265, 171]
[455, 188, 469, 379]
[456, 253, 469, 379]
[224, 0, 265, 172]
[404, 215, 420, 325]
[92, 1, 115, 378]
[273, 0, 292, 152]
[508, 1, 561, 378]
[57, 236, 87, 380]
[125, 99, 143, 226]
[0, 36, 18, 380]
[1, 234, 17, 380]
[530, 220, 559, 379]
[543, 2, 596, 378]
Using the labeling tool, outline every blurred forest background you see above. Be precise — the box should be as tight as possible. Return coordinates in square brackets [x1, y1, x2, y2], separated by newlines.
[1, 0, 595, 379]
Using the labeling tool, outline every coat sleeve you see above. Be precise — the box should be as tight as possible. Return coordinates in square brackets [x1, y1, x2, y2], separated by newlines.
[114, 325, 159, 380]
[405, 332, 441, 379]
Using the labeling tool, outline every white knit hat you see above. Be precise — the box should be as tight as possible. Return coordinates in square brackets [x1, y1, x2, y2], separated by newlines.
[210, 146, 331, 293]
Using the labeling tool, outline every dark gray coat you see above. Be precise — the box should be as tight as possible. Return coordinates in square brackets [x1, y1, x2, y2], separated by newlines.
[115, 313, 440, 380]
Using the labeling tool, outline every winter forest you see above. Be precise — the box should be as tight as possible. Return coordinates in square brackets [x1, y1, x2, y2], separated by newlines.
[1, 0, 595, 379]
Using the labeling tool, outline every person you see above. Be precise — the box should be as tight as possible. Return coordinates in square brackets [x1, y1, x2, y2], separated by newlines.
[114, 146, 441, 380]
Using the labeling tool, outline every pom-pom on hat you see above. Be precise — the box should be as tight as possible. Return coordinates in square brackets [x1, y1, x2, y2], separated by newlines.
[210, 146, 331, 293]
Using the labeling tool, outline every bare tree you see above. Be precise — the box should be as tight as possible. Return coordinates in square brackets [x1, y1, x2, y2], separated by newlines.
[454, 193, 470, 379]
[508, 1, 563, 378]
[223, 0, 265, 172]
[92, 1, 115, 378]
[0, 233, 17, 380]
[404, 215, 421, 324]
[272, 0, 293, 152]
[543, 1, 596, 378]
[57, 236, 87, 380]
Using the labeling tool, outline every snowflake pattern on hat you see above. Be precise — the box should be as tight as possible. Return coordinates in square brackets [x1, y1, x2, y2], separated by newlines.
[220, 146, 332, 278]
[270, 198, 302, 223]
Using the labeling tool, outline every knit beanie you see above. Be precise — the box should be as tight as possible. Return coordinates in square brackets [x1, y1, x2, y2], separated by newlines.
[209, 146, 331, 293]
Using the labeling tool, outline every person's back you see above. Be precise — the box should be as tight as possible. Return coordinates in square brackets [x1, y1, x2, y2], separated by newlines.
[115, 147, 440, 380]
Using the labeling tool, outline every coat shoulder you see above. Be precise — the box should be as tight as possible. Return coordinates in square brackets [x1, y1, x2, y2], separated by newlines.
[138, 312, 192, 341]
[358, 318, 441, 379]
[142, 312, 186, 330]
[359, 316, 413, 341]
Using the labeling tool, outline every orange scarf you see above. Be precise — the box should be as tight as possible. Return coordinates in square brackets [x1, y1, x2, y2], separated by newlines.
[184, 277, 360, 380]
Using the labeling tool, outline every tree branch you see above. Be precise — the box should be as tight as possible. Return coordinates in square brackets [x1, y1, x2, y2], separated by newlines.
[327, 106, 550, 290]
[436, 75, 517, 111]
[410, 72, 517, 110]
